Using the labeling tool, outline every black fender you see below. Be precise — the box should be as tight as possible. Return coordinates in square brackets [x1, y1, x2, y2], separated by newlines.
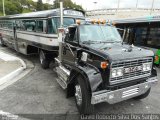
[67, 64, 103, 97]
[75, 65, 103, 92]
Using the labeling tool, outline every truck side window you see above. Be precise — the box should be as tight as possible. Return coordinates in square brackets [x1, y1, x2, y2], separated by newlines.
[67, 27, 78, 43]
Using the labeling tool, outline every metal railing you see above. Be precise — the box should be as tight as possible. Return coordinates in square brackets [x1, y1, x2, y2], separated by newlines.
[86, 8, 160, 16]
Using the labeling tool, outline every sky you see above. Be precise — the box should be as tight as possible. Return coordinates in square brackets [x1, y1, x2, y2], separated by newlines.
[33, 0, 160, 10]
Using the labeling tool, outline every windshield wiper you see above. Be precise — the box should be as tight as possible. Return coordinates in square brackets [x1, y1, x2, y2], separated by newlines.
[82, 40, 99, 44]
[99, 41, 115, 43]
[82, 40, 121, 45]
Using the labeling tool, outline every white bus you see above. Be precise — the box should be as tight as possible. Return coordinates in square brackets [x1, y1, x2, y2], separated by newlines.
[0, 9, 85, 68]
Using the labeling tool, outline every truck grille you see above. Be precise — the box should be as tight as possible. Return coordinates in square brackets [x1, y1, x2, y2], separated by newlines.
[110, 57, 153, 84]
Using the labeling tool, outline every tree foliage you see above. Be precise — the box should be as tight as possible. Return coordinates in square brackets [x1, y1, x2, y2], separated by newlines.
[36, 0, 43, 11]
[0, 0, 53, 16]
[0, 0, 83, 16]
[0, 0, 23, 15]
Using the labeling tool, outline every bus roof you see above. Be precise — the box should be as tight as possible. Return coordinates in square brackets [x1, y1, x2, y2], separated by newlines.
[113, 15, 160, 24]
[0, 8, 85, 20]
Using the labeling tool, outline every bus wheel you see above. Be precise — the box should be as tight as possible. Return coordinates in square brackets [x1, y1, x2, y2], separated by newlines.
[0, 38, 5, 47]
[39, 50, 50, 69]
[74, 75, 94, 114]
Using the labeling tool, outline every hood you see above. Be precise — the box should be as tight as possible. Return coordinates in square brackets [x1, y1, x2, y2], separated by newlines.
[88, 43, 154, 61]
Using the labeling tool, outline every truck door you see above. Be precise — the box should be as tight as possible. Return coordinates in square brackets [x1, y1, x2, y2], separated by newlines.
[62, 27, 78, 65]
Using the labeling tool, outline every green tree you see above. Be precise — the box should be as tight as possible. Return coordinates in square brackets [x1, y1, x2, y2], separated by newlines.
[18, 0, 36, 13]
[0, 0, 23, 15]
[53, 0, 83, 10]
[36, 0, 43, 11]
[0, 0, 53, 16]
[43, 3, 53, 10]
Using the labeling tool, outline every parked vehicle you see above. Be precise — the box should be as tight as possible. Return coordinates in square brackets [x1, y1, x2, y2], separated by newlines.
[54, 19, 158, 114]
[0, 9, 85, 69]
[113, 15, 160, 66]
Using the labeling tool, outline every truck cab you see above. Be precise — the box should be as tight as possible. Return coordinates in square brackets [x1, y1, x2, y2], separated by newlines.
[54, 20, 158, 114]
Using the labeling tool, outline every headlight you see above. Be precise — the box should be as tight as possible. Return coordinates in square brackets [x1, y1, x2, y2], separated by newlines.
[111, 67, 123, 78]
[142, 63, 152, 71]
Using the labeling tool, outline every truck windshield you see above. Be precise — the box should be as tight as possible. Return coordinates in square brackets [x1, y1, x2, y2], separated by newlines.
[79, 25, 122, 44]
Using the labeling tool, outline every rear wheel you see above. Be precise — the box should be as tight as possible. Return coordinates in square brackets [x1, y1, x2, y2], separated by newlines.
[39, 50, 50, 69]
[74, 75, 94, 114]
[133, 88, 151, 100]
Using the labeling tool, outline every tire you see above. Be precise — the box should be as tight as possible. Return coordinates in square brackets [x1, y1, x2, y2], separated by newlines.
[74, 75, 94, 114]
[157, 63, 160, 68]
[133, 88, 151, 100]
[0, 38, 5, 47]
[39, 50, 50, 69]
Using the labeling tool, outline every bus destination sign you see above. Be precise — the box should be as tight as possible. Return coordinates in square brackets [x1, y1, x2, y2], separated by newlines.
[63, 10, 84, 17]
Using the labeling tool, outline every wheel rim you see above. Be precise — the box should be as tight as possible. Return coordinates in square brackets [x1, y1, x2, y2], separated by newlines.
[40, 51, 45, 64]
[75, 85, 82, 106]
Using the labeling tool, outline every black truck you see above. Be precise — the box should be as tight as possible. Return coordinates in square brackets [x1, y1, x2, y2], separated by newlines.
[53, 20, 158, 114]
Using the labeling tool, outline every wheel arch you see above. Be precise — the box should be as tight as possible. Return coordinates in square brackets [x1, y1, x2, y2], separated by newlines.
[66, 65, 103, 98]
[27, 45, 39, 54]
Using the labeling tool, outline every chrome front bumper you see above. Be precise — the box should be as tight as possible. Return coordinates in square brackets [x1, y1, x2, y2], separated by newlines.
[91, 77, 158, 105]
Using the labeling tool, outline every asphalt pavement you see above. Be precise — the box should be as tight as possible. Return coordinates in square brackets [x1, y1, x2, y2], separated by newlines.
[0, 46, 159, 120]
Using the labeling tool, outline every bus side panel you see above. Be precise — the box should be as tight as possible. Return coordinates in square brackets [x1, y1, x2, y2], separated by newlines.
[0, 29, 15, 49]
[16, 31, 59, 54]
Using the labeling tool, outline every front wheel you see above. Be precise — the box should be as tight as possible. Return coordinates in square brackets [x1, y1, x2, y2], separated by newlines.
[74, 75, 94, 114]
[39, 50, 50, 69]
[133, 88, 151, 100]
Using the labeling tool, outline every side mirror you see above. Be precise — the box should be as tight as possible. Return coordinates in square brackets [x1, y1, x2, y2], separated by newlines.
[64, 28, 69, 34]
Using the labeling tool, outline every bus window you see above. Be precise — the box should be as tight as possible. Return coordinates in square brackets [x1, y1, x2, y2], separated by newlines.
[22, 20, 36, 32]
[147, 27, 160, 48]
[134, 27, 148, 46]
[47, 18, 76, 34]
[8, 20, 13, 29]
[64, 18, 75, 26]
[48, 19, 57, 34]
[36, 20, 43, 32]
[53, 18, 75, 28]
[16, 20, 21, 30]
[0, 21, 2, 28]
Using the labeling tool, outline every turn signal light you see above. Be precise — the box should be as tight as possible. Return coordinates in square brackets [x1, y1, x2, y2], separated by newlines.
[91, 19, 96, 24]
[155, 55, 159, 62]
[101, 20, 106, 24]
[76, 20, 81, 25]
[101, 61, 109, 69]
[112, 22, 116, 26]
[97, 20, 101, 24]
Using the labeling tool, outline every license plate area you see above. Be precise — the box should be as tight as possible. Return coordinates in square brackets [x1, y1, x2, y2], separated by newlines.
[122, 87, 139, 98]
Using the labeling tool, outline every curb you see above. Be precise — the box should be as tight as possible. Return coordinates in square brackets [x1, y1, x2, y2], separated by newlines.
[0, 52, 27, 86]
